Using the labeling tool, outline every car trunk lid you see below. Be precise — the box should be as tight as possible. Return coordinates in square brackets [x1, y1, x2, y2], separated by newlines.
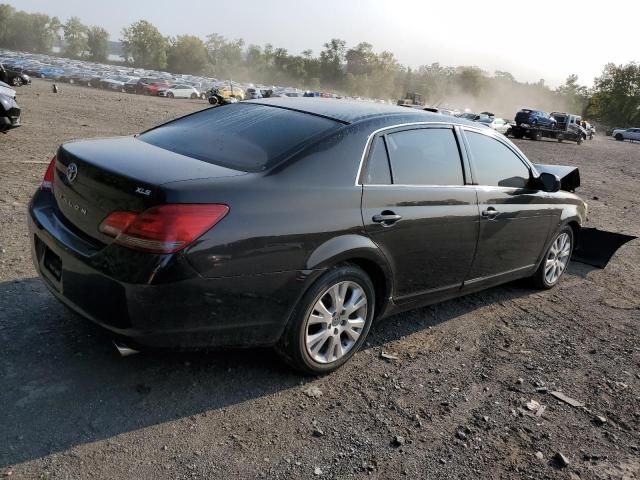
[53, 136, 244, 244]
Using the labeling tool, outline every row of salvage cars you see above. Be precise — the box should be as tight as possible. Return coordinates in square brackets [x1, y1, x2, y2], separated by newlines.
[0, 80, 21, 134]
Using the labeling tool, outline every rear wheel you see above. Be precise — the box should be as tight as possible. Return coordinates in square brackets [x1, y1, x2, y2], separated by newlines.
[277, 265, 375, 374]
[530, 130, 541, 141]
[190, 92, 198, 99]
[531, 226, 574, 289]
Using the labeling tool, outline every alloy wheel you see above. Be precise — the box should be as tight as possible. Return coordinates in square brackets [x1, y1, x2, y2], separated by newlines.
[544, 232, 571, 284]
[305, 281, 368, 364]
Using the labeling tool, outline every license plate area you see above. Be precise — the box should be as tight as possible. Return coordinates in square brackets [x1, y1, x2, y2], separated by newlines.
[43, 246, 62, 281]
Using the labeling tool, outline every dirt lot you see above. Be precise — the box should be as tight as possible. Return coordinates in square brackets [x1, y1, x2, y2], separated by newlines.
[1, 80, 639, 479]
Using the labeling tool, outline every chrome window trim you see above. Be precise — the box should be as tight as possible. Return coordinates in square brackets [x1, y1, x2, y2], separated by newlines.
[363, 184, 478, 188]
[355, 121, 530, 186]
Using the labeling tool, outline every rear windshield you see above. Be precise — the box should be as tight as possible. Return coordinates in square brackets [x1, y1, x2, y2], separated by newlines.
[139, 103, 341, 172]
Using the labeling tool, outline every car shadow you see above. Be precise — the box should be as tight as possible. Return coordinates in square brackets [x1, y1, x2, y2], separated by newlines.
[0, 270, 578, 467]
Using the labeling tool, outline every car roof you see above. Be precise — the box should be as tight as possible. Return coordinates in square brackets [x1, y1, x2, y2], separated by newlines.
[246, 97, 465, 125]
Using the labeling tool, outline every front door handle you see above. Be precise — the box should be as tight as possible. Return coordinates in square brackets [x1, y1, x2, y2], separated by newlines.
[481, 207, 500, 219]
[372, 212, 402, 226]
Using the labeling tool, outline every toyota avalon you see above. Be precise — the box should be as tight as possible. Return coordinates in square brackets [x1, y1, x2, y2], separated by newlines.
[28, 99, 587, 373]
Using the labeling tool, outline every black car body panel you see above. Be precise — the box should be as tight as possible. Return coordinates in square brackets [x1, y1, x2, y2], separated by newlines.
[28, 100, 587, 349]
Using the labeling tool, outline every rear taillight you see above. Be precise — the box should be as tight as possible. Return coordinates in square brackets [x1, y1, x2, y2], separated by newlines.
[99, 204, 229, 254]
[41, 155, 56, 191]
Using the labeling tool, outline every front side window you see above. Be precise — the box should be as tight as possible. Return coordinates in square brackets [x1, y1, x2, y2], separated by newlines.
[385, 128, 463, 185]
[465, 131, 531, 188]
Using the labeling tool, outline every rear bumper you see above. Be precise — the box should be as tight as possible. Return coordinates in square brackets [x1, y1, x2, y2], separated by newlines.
[28, 191, 308, 349]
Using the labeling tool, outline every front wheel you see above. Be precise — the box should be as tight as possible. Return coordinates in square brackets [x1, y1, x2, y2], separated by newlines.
[167, 92, 174, 98]
[615, 133, 623, 141]
[11, 77, 22, 87]
[531, 226, 574, 289]
[190, 92, 198, 99]
[277, 265, 375, 374]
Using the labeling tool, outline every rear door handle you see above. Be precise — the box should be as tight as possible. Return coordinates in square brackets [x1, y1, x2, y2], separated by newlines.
[481, 207, 500, 219]
[372, 212, 402, 226]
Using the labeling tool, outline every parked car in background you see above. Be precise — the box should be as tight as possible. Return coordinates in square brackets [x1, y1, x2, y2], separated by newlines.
[515, 109, 557, 128]
[157, 84, 201, 99]
[612, 127, 640, 142]
[477, 116, 511, 135]
[245, 88, 263, 99]
[0, 92, 21, 132]
[0, 62, 31, 86]
[29, 100, 586, 373]
[144, 81, 171, 96]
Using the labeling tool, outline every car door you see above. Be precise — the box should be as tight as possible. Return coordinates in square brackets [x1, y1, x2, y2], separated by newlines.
[361, 126, 480, 303]
[461, 128, 553, 285]
[631, 128, 640, 141]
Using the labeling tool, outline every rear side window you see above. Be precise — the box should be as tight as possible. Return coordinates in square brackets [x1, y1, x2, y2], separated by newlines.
[385, 128, 463, 185]
[465, 131, 530, 188]
[139, 103, 341, 172]
[364, 136, 391, 184]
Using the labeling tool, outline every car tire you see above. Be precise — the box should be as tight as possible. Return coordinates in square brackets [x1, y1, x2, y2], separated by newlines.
[276, 265, 375, 375]
[11, 77, 22, 87]
[190, 93, 198, 99]
[531, 225, 574, 290]
[235, 95, 242, 101]
[615, 133, 623, 141]
[208, 96, 219, 106]
[167, 92, 174, 98]
[530, 130, 541, 141]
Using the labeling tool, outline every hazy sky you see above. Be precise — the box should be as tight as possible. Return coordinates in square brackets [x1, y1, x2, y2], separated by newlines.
[5, 0, 639, 87]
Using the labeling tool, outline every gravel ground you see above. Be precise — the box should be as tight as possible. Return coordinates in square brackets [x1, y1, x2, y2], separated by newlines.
[1, 80, 639, 479]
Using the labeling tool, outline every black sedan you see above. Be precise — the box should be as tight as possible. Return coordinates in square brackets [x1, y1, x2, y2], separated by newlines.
[28, 99, 587, 373]
[0, 62, 31, 86]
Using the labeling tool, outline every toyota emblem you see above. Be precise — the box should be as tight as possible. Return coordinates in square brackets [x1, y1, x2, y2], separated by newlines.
[66, 163, 78, 183]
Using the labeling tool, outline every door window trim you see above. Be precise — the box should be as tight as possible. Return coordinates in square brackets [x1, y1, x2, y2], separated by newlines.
[358, 122, 472, 187]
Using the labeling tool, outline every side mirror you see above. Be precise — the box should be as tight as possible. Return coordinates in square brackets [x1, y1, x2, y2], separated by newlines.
[538, 172, 561, 192]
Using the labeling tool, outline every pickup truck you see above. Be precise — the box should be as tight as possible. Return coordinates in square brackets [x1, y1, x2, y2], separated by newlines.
[612, 127, 640, 142]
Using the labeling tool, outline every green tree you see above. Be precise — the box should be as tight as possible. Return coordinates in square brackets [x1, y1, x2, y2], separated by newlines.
[62, 16, 87, 58]
[556, 74, 588, 114]
[345, 42, 374, 76]
[205, 33, 244, 77]
[86, 26, 109, 62]
[319, 38, 346, 86]
[588, 62, 640, 127]
[0, 4, 16, 47]
[455, 66, 487, 96]
[121, 20, 168, 69]
[167, 35, 208, 74]
[4, 10, 60, 52]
